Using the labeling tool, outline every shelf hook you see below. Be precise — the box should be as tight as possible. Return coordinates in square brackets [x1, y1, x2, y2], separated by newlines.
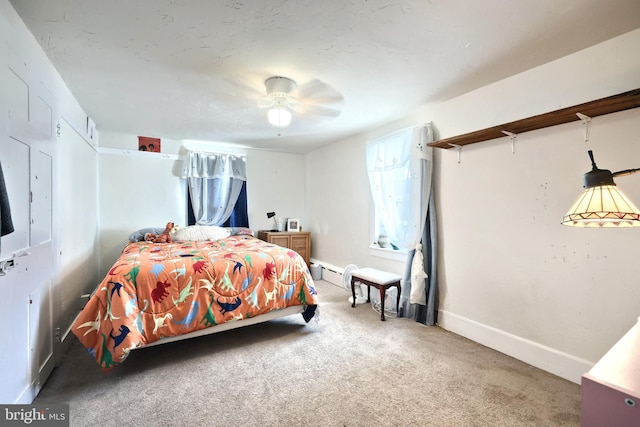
[502, 131, 517, 154]
[576, 113, 592, 143]
[448, 144, 463, 164]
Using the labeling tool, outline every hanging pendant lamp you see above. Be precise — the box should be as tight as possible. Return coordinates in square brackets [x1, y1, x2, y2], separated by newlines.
[562, 150, 640, 227]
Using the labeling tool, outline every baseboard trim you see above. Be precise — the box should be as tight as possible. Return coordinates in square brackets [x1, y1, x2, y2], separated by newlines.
[14, 385, 33, 404]
[438, 310, 593, 384]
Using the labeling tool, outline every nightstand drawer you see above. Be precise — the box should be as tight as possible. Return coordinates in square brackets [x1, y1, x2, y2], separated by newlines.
[257, 231, 311, 266]
[290, 237, 307, 251]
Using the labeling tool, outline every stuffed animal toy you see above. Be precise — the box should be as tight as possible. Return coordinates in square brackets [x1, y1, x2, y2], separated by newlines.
[144, 222, 175, 244]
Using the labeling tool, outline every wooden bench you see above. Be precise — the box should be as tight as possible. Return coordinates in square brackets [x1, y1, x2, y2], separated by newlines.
[350, 268, 401, 321]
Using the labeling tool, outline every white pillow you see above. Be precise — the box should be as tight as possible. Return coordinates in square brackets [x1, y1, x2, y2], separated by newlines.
[173, 225, 231, 241]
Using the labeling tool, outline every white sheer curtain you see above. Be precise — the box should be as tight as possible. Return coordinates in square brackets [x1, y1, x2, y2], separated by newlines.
[184, 151, 247, 226]
[366, 124, 433, 249]
[366, 123, 434, 307]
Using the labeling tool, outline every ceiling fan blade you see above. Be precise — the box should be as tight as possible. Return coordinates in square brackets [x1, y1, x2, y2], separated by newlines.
[287, 98, 304, 113]
[305, 95, 345, 108]
[302, 104, 342, 118]
[226, 72, 270, 99]
[297, 78, 341, 100]
[296, 78, 344, 119]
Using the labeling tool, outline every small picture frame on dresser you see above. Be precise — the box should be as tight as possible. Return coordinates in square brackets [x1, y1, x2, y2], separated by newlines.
[287, 218, 300, 232]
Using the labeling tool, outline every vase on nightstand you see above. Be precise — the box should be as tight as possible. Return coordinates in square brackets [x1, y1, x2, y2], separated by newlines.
[377, 234, 390, 248]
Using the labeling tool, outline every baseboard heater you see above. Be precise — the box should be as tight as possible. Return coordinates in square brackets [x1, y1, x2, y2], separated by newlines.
[320, 264, 343, 286]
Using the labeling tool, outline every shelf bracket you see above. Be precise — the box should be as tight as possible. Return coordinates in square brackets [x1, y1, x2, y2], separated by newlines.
[576, 112, 592, 143]
[502, 131, 517, 154]
[448, 144, 463, 163]
[428, 88, 640, 149]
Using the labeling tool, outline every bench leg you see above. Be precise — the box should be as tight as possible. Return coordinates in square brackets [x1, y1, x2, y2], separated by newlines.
[351, 278, 356, 308]
[351, 277, 401, 321]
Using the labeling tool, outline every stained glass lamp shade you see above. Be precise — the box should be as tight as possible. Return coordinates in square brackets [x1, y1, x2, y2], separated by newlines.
[562, 150, 640, 228]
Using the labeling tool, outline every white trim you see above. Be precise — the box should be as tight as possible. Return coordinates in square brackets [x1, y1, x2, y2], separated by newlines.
[61, 117, 98, 152]
[15, 385, 32, 405]
[366, 122, 430, 145]
[97, 146, 181, 160]
[438, 309, 593, 384]
[369, 245, 408, 262]
[309, 260, 343, 274]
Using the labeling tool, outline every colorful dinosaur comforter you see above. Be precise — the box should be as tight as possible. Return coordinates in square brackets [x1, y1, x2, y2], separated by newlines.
[72, 235, 318, 371]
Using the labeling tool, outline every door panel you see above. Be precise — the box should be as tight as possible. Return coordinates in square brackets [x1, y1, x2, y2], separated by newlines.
[7, 67, 28, 122]
[29, 149, 54, 393]
[31, 151, 52, 246]
[29, 272, 53, 396]
[7, 65, 30, 139]
[31, 95, 53, 140]
[0, 136, 30, 258]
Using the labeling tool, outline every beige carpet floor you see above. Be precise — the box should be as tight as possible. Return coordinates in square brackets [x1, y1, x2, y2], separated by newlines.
[35, 280, 581, 426]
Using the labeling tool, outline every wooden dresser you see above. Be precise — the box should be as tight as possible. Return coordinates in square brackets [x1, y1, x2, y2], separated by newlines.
[257, 231, 311, 266]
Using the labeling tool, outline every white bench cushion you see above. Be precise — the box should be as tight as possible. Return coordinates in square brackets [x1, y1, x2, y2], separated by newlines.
[351, 268, 401, 285]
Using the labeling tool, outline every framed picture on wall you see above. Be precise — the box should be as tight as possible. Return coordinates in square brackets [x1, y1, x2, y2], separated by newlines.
[138, 136, 161, 153]
[287, 218, 300, 232]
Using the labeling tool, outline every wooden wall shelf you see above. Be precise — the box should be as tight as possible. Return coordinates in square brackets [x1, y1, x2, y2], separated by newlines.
[428, 88, 640, 149]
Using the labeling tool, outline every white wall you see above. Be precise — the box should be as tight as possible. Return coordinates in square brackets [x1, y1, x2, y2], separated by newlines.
[305, 104, 435, 276]
[434, 29, 640, 383]
[246, 150, 306, 232]
[56, 121, 100, 337]
[97, 150, 186, 275]
[306, 29, 640, 383]
[97, 131, 306, 275]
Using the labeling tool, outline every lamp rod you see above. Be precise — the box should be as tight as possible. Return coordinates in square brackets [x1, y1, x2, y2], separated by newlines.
[587, 150, 597, 168]
[588, 150, 640, 177]
[613, 168, 640, 178]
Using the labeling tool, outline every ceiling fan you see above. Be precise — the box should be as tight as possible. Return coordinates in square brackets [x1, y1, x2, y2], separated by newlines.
[255, 76, 343, 127]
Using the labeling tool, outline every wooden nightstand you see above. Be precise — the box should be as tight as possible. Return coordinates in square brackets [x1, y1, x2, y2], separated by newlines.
[257, 231, 311, 266]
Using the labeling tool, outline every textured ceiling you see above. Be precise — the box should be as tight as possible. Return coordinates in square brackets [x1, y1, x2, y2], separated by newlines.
[8, 0, 640, 153]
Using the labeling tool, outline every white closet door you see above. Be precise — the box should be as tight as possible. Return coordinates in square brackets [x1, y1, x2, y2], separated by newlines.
[0, 41, 56, 403]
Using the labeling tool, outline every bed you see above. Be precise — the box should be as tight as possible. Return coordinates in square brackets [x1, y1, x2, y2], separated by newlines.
[71, 227, 318, 371]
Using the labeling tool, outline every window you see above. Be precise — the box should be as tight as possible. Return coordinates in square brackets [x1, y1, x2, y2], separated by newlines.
[183, 151, 248, 227]
[187, 181, 248, 227]
[366, 124, 432, 258]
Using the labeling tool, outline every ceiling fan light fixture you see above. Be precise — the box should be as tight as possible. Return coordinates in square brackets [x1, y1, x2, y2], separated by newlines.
[268, 107, 292, 127]
[265, 76, 297, 95]
[258, 75, 342, 125]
